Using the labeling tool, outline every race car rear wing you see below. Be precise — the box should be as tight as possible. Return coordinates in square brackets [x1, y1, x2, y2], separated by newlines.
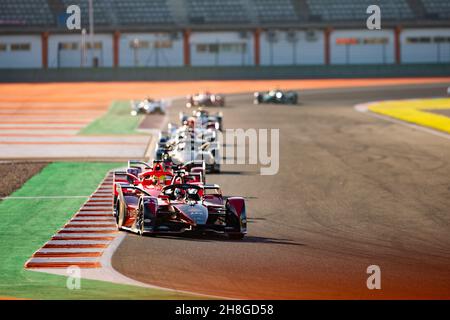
[115, 183, 152, 197]
[128, 160, 151, 170]
[113, 171, 139, 185]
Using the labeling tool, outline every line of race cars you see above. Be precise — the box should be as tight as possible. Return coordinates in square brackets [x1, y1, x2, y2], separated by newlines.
[130, 89, 299, 115]
[117, 88, 299, 239]
[114, 107, 246, 239]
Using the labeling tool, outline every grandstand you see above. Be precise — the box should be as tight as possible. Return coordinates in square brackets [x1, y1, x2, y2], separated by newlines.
[0, 0, 54, 26]
[0, 0, 449, 70]
[112, 0, 174, 26]
[306, 0, 415, 21]
[59, 0, 113, 26]
[187, 0, 249, 24]
[254, 0, 299, 23]
[422, 0, 450, 19]
[0, 0, 449, 30]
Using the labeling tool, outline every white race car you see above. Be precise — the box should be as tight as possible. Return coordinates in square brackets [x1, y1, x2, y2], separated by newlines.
[156, 125, 221, 173]
[131, 98, 168, 116]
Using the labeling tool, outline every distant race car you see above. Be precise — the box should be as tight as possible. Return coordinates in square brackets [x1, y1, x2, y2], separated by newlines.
[447, 87, 450, 96]
[254, 89, 298, 105]
[131, 98, 167, 116]
[186, 92, 225, 108]
[179, 108, 223, 131]
[115, 183, 247, 239]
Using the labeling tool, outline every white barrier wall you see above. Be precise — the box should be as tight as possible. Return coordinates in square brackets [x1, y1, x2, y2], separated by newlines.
[119, 33, 183, 67]
[48, 33, 113, 68]
[401, 28, 450, 63]
[190, 32, 254, 66]
[330, 29, 395, 64]
[0, 35, 42, 68]
[260, 30, 324, 65]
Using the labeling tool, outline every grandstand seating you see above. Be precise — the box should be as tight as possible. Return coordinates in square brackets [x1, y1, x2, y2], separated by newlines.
[187, 0, 249, 24]
[253, 0, 299, 23]
[0, 0, 54, 26]
[112, 0, 173, 25]
[0, 0, 448, 29]
[59, 0, 113, 26]
[306, 0, 415, 21]
[421, 0, 450, 19]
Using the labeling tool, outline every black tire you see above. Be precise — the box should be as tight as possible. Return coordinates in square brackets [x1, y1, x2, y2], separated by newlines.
[228, 233, 245, 240]
[137, 203, 145, 236]
[116, 200, 125, 230]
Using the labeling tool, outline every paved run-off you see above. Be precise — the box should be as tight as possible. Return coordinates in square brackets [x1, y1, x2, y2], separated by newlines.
[0, 162, 195, 299]
[368, 98, 450, 134]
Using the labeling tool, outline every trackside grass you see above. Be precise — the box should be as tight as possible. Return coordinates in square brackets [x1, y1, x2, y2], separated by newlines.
[79, 101, 145, 135]
[368, 98, 450, 134]
[0, 162, 197, 299]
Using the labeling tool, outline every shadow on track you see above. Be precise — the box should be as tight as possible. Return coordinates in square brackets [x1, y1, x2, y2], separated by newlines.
[214, 170, 257, 176]
[138, 232, 304, 246]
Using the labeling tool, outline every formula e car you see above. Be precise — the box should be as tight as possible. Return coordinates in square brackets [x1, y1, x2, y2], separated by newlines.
[155, 132, 221, 173]
[179, 108, 223, 131]
[131, 97, 167, 115]
[115, 183, 247, 239]
[113, 160, 174, 209]
[254, 89, 298, 105]
[186, 92, 225, 108]
[113, 159, 206, 210]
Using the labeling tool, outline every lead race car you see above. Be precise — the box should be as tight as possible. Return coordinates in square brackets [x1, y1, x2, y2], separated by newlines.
[254, 89, 298, 105]
[115, 182, 247, 239]
[113, 159, 206, 211]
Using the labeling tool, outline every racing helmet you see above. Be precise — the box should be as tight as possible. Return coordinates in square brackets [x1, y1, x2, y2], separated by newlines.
[174, 188, 185, 200]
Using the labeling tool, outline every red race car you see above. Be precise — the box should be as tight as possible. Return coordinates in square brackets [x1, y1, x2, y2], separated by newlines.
[115, 183, 247, 240]
[186, 92, 225, 108]
[113, 160, 205, 211]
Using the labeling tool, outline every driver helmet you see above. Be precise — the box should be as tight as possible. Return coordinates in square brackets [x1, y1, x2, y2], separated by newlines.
[174, 188, 185, 200]
[187, 119, 195, 129]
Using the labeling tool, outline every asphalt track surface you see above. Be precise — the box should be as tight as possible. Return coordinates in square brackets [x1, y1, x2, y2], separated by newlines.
[112, 84, 450, 299]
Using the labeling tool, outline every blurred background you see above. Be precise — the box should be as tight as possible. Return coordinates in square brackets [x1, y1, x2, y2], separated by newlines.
[0, 0, 449, 80]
